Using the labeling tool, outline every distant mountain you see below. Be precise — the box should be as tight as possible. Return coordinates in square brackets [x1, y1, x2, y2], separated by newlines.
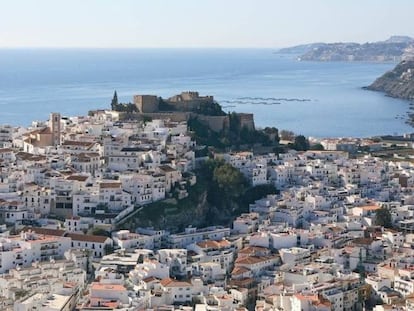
[383, 35, 414, 44]
[277, 36, 414, 62]
[365, 59, 414, 100]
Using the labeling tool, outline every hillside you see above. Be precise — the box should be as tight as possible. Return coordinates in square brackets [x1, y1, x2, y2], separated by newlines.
[365, 59, 414, 100]
[118, 159, 278, 232]
[277, 42, 326, 55]
[277, 36, 414, 62]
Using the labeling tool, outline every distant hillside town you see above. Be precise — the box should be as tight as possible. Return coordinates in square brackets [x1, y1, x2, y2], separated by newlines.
[3, 92, 414, 310]
[279, 36, 414, 62]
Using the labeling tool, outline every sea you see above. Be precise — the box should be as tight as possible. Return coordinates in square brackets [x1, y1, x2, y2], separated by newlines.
[0, 48, 412, 138]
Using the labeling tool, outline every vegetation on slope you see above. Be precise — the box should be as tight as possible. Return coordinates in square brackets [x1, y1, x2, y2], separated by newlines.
[188, 112, 279, 151]
[119, 159, 278, 232]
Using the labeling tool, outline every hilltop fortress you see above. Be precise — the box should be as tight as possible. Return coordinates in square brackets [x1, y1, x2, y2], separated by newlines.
[134, 91, 214, 113]
[123, 91, 255, 132]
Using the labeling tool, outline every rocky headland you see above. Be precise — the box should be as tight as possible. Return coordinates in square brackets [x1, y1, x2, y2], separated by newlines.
[365, 59, 414, 100]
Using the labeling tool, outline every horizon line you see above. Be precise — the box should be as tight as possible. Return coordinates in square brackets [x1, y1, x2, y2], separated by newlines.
[0, 46, 283, 50]
[1, 35, 412, 50]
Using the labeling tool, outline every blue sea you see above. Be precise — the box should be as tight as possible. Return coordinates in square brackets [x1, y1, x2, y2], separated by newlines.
[0, 48, 412, 138]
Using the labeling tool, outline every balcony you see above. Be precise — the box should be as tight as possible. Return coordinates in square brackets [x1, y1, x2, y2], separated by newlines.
[40, 244, 58, 250]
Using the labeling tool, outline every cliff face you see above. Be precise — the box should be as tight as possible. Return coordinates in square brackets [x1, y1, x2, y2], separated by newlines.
[366, 60, 414, 100]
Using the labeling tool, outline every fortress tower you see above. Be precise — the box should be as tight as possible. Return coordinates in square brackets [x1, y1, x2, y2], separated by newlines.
[133, 95, 159, 113]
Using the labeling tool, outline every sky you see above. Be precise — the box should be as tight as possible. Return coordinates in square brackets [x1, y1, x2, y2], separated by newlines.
[1, 0, 413, 48]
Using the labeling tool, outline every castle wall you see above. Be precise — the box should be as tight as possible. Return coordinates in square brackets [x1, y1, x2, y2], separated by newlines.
[168, 91, 214, 102]
[238, 113, 255, 130]
[165, 92, 215, 112]
[134, 95, 159, 113]
[128, 93, 255, 133]
[142, 112, 191, 122]
[197, 115, 229, 133]
[164, 100, 211, 112]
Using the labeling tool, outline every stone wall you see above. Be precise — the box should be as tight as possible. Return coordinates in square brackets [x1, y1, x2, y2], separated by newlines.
[238, 113, 255, 130]
[142, 112, 192, 122]
[133, 95, 159, 113]
[120, 111, 255, 134]
[197, 115, 229, 133]
[126, 92, 256, 133]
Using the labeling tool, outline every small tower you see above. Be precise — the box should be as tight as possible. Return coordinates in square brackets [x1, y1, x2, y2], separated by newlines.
[49, 112, 61, 146]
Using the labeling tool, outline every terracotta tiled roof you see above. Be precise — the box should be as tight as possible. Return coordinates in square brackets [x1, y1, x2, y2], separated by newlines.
[231, 266, 250, 275]
[235, 255, 278, 265]
[27, 227, 66, 237]
[159, 165, 176, 173]
[28, 127, 52, 135]
[196, 239, 230, 249]
[66, 175, 89, 182]
[90, 282, 126, 291]
[142, 276, 159, 283]
[62, 140, 95, 147]
[26, 227, 110, 243]
[359, 205, 380, 211]
[16, 152, 47, 161]
[293, 294, 319, 302]
[238, 245, 270, 254]
[66, 233, 109, 244]
[100, 182, 121, 189]
[160, 278, 192, 287]
[352, 237, 374, 245]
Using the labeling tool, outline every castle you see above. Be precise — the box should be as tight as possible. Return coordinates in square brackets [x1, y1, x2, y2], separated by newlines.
[130, 91, 254, 132]
[133, 91, 215, 114]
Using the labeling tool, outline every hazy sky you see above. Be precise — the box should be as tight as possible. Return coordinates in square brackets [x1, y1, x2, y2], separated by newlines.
[1, 0, 413, 48]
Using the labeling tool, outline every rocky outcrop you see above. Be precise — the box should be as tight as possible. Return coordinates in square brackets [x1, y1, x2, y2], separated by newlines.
[366, 60, 414, 100]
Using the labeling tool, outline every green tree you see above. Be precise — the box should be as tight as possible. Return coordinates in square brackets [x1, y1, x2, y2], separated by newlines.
[310, 143, 324, 151]
[213, 163, 246, 198]
[293, 135, 310, 151]
[111, 90, 118, 110]
[199, 158, 223, 181]
[199, 159, 247, 212]
[375, 207, 392, 228]
[236, 184, 278, 214]
[263, 127, 280, 145]
[188, 117, 223, 149]
[280, 130, 295, 141]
